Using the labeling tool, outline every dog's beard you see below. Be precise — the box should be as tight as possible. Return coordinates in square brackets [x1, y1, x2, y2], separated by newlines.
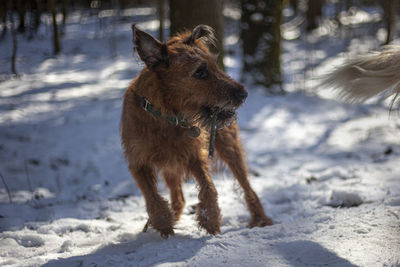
[192, 105, 238, 130]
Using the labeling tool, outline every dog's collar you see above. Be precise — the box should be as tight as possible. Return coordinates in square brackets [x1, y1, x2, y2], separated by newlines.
[137, 94, 185, 126]
[136, 94, 201, 138]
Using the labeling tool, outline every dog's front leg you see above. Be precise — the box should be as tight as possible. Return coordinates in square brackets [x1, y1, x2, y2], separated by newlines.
[162, 171, 185, 221]
[215, 124, 273, 227]
[188, 158, 221, 235]
[129, 164, 175, 238]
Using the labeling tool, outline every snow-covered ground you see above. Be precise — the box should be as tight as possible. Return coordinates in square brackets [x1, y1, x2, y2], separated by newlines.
[1, 6, 399, 267]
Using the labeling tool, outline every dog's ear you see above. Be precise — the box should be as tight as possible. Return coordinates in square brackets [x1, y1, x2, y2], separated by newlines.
[184, 25, 217, 49]
[132, 24, 169, 70]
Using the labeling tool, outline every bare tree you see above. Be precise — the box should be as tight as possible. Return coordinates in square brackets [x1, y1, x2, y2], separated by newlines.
[27, 0, 41, 39]
[169, 0, 224, 68]
[60, 0, 67, 36]
[290, 0, 299, 15]
[61, 0, 67, 26]
[9, 0, 18, 75]
[306, 0, 323, 32]
[16, 0, 26, 33]
[241, 0, 284, 93]
[49, 0, 60, 55]
[32, 1, 41, 33]
[157, 0, 165, 42]
[380, 0, 395, 45]
[0, 0, 7, 36]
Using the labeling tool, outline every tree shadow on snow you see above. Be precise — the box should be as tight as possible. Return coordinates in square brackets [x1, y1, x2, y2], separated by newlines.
[273, 240, 357, 266]
[43, 231, 211, 267]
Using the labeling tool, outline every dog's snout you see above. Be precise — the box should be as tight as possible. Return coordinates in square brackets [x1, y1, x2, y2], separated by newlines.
[234, 90, 248, 103]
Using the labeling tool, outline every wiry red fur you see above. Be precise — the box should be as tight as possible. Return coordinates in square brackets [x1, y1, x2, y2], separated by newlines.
[121, 25, 272, 238]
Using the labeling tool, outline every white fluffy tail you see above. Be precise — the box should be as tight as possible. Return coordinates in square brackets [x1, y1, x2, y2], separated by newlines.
[320, 45, 400, 108]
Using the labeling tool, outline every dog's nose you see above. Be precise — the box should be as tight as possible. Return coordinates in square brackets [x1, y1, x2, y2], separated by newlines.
[234, 90, 248, 102]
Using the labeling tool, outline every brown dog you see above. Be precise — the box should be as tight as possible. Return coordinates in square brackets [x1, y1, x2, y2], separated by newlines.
[121, 24, 272, 238]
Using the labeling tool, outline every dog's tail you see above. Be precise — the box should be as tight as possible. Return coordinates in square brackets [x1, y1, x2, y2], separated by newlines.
[320, 45, 400, 108]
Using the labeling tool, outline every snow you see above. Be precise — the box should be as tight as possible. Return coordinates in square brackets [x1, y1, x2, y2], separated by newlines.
[1, 5, 400, 267]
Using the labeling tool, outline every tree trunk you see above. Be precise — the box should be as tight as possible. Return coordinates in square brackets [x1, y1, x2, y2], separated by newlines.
[290, 0, 298, 15]
[0, 0, 7, 36]
[157, 0, 164, 42]
[9, 0, 18, 75]
[306, 0, 323, 32]
[16, 0, 25, 33]
[61, 0, 67, 28]
[49, 0, 60, 55]
[31, 0, 41, 33]
[27, 0, 41, 38]
[241, 0, 284, 94]
[345, 0, 352, 11]
[169, 0, 224, 68]
[380, 0, 395, 45]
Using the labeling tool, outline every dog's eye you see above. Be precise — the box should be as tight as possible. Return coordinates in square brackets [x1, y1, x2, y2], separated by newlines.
[193, 67, 209, 80]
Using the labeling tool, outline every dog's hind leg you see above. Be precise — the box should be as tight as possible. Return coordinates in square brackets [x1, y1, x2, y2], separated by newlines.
[188, 157, 221, 235]
[215, 123, 273, 227]
[162, 171, 185, 221]
[129, 164, 175, 238]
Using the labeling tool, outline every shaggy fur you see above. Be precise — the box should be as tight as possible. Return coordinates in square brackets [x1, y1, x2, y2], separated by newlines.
[121, 25, 272, 239]
[321, 45, 400, 108]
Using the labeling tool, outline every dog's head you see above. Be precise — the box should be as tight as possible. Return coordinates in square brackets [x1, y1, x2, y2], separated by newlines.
[133, 24, 247, 129]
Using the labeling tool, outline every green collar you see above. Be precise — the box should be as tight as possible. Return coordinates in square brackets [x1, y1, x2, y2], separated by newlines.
[137, 95, 186, 126]
[135, 94, 218, 158]
[136, 94, 201, 138]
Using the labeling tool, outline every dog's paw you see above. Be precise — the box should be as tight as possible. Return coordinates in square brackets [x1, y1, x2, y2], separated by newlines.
[196, 204, 221, 235]
[249, 215, 273, 228]
[203, 224, 221, 235]
[147, 209, 175, 238]
[159, 227, 175, 239]
[143, 218, 175, 239]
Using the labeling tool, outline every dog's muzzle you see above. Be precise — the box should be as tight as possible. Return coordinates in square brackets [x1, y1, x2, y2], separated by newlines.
[199, 106, 238, 130]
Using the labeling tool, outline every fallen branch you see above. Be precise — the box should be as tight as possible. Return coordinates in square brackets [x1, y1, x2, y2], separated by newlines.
[0, 172, 12, 203]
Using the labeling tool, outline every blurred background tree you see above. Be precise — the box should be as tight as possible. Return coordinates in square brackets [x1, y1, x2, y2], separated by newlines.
[49, 0, 61, 55]
[9, 0, 17, 75]
[0, 0, 6, 36]
[241, 0, 284, 94]
[306, 0, 323, 32]
[169, 0, 224, 68]
[380, 0, 395, 45]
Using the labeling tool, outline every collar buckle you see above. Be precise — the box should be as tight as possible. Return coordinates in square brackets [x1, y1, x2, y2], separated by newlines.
[136, 94, 200, 138]
[172, 116, 179, 126]
[142, 97, 151, 111]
